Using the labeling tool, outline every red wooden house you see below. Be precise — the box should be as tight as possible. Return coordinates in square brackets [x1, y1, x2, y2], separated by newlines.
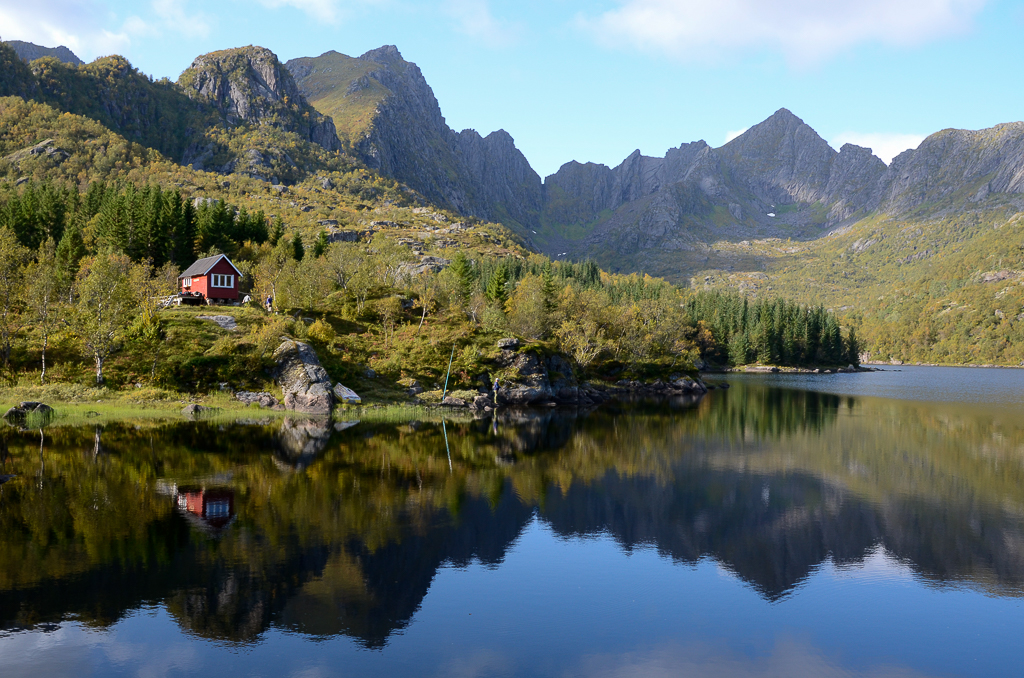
[178, 254, 242, 302]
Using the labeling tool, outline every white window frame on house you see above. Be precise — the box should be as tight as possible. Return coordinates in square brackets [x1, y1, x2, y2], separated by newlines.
[182, 277, 192, 287]
[211, 274, 234, 288]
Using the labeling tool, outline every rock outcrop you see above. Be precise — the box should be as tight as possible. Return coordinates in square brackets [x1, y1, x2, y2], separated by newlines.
[2, 138, 70, 167]
[273, 339, 336, 414]
[289, 48, 1024, 287]
[878, 122, 1024, 213]
[179, 46, 340, 153]
[538, 109, 1024, 280]
[487, 341, 705, 409]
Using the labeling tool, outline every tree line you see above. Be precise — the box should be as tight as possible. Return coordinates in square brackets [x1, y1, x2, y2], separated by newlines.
[0, 179, 860, 390]
[0, 179, 270, 268]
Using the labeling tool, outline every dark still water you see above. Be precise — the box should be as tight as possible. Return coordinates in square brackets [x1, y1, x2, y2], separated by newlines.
[3, 368, 1024, 677]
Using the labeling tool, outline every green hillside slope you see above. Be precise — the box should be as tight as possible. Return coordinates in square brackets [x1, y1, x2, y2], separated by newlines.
[285, 51, 391, 148]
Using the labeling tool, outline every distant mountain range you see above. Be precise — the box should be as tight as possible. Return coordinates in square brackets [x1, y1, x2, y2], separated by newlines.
[286, 46, 1024, 282]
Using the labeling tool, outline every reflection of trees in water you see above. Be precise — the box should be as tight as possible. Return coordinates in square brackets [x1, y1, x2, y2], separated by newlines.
[2, 388, 1024, 645]
[695, 385, 846, 440]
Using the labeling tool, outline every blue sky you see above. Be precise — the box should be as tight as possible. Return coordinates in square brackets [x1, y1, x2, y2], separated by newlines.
[2, 0, 1022, 177]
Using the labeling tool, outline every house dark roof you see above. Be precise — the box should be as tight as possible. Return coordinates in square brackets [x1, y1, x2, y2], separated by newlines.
[178, 254, 242, 279]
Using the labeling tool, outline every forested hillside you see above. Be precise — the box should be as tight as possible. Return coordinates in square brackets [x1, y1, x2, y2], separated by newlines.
[0, 41, 855, 402]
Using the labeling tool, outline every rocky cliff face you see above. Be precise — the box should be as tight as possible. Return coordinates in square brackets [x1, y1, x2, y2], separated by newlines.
[288, 46, 542, 230]
[179, 46, 340, 153]
[539, 108, 1024, 278]
[878, 122, 1024, 213]
[4, 40, 83, 66]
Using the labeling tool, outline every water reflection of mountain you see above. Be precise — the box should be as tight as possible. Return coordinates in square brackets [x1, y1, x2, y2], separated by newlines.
[2, 384, 1024, 646]
[539, 467, 1024, 600]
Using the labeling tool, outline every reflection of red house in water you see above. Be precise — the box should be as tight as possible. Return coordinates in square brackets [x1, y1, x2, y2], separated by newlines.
[176, 486, 235, 533]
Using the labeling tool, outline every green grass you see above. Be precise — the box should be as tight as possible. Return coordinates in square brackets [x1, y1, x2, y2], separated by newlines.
[288, 52, 392, 145]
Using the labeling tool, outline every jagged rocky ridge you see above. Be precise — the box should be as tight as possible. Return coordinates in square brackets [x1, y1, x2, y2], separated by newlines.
[287, 47, 542, 229]
[285, 46, 1024, 274]
[4, 40, 83, 66]
[541, 110, 1024, 264]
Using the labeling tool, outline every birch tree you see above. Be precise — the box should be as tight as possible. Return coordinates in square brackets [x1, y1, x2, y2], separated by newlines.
[73, 253, 137, 385]
[25, 239, 61, 383]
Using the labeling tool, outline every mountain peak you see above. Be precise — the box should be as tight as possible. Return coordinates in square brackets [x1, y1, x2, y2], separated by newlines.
[360, 45, 404, 65]
[178, 45, 340, 152]
[4, 39, 83, 66]
[768, 107, 800, 122]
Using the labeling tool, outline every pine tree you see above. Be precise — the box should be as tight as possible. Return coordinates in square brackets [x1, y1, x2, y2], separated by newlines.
[83, 181, 107, 219]
[485, 264, 509, 305]
[196, 200, 234, 255]
[728, 331, 750, 366]
[55, 218, 86, 296]
[312, 230, 329, 258]
[846, 326, 861, 366]
[541, 265, 557, 315]
[97, 188, 130, 253]
[291, 232, 305, 261]
[170, 193, 197, 266]
[144, 185, 169, 266]
[269, 216, 285, 246]
[448, 251, 473, 302]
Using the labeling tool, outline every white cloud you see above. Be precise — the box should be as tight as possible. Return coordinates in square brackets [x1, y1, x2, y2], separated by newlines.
[831, 131, 926, 164]
[442, 0, 522, 46]
[724, 127, 748, 143]
[572, 636, 934, 678]
[579, 0, 987, 66]
[152, 0, 211, 39]
[0, 0, 131, 60]
[256, 0, 341, 23]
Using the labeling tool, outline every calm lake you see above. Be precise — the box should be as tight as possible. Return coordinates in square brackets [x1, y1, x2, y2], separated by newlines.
[2, 366, 1024, 677]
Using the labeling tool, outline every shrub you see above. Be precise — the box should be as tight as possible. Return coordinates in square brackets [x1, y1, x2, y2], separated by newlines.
[307, 318, 336, 344]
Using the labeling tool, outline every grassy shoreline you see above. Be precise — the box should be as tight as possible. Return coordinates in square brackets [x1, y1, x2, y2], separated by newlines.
[0, 384, 480, 428]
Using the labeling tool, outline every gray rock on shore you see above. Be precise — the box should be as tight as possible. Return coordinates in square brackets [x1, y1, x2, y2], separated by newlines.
[4, 401, 54, 422]
[235, 391, 282, 409]
[181, 404, 217, 418]
[273, 339, 335, 414]
[333, 383, 362, 404]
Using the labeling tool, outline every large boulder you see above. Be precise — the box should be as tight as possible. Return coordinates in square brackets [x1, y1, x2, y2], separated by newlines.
[497, 351, 556, 406]
[273, 339, 334, 414]
[3, 401, 54, 424]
